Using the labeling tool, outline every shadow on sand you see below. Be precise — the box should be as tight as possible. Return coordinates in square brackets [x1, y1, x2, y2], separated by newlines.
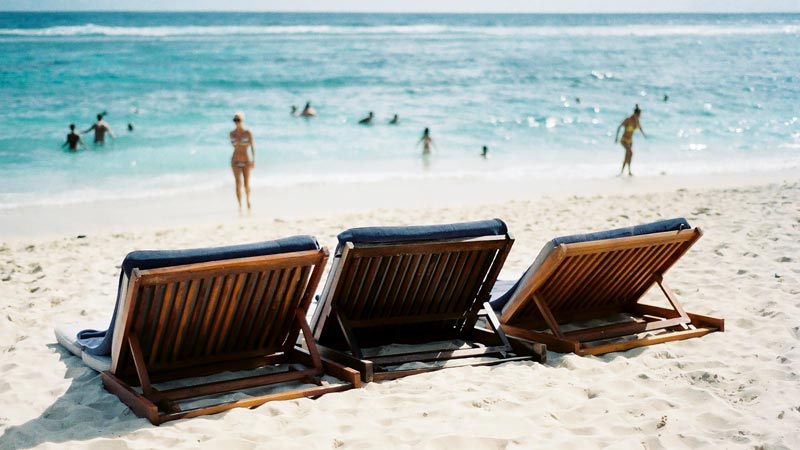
[0, 345, 177, 449]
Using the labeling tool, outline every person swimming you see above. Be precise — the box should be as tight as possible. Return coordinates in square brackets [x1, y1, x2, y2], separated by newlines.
[614, 104, 647, 176]
[229, 112, 255, 211]
[358, 111, 374, 125]
[389, 114, 399, 125]
[300, 102, 317, 117]
[62, 123, 87, 151]
[83, 114, 116, 144]
[290, 105, 298, 116]
[417, 127, 435, 155]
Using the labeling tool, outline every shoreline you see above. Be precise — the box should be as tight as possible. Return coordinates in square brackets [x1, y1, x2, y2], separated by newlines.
[2, 168, 798, 241]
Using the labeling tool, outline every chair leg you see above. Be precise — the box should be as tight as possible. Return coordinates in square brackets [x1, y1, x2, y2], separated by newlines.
[295, 313, 323, 373]
[333, 308, 365, 359]
[102, 371, 160, 424]
[479, 302, 511, 356]
[654, 276, 691, 324]
[532, 293, 567, 339]
[127, 333, 154, 397]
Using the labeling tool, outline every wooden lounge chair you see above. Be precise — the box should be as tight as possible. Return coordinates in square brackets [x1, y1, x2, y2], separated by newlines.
[310, 219, 546, 382]
[56, 236, 360, 424]
[490, 218, 724, 356]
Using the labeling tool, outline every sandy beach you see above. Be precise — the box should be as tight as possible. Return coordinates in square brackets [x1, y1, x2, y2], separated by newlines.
[1, 172, 799, 449]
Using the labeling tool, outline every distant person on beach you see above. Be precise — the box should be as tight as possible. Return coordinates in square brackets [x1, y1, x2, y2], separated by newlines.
[418, 128, 435, 155]
[229, 112, 255, 212]
[300, 102, 317, 117]
[62, 124, 87, 151]
[358, 111, 374, 125]
[83, 114, 116, 144]
[481, 145, 489, 158]
[389, 114, 399, 125]
[614, 104, 647, 176]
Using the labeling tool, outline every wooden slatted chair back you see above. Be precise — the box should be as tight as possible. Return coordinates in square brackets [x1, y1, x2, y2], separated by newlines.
[110, 249, 327, 381]
[501, 229, 701, 327]
[314, 235, 513, 348]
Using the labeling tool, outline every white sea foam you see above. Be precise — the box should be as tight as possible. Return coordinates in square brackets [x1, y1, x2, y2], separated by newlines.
[1, 23, 797, 38]
[2, 155, 798, 210]
[0, 173, 227, 210]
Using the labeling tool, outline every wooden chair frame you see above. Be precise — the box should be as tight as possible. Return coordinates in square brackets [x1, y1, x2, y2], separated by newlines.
[311, 235, 546, 382]
[499, 228, 724, 356]
[101, 248, 361, 424]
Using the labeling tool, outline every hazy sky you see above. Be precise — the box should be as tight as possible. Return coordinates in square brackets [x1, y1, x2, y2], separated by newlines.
[3, 0, 800, 13]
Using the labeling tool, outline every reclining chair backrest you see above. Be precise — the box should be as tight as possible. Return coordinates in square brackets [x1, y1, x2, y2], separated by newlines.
[313, 219, 513, 349]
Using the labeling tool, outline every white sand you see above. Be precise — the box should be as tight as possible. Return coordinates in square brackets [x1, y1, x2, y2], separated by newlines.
[1, 175, 799, 449]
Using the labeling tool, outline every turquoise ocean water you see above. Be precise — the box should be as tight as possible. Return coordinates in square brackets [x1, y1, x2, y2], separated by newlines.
[1, 12, 798, 209]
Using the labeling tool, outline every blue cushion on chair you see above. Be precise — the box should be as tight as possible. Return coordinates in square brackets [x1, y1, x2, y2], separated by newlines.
[120, 235, 319, 277]
[489, 218, 691, 311]
[74, 235, 320, 357]
[337, 218, 508, 248]
[551, 217, 690, 246]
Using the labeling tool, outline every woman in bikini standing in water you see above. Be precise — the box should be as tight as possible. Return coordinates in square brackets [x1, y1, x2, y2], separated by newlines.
[230, 112, 255, 211]
[614, 104, 646, 176]
[418, 127, 435, 155]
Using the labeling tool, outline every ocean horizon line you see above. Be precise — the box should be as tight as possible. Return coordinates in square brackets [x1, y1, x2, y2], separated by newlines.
[2, 11, 800, 15]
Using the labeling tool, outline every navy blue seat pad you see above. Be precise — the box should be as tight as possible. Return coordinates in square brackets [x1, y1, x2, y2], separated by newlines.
[337, 218, 508, 246]
[121, 235, 319, 277]
[551, 217, 690, 246]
